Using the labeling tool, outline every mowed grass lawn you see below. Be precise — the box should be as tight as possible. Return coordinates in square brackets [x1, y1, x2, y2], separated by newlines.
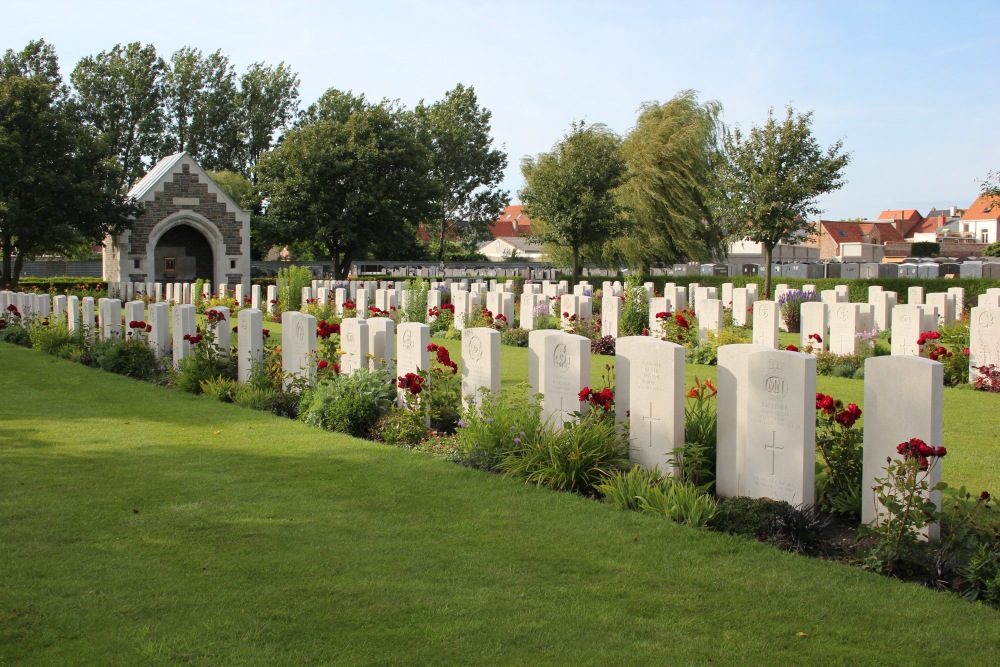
[2, 342, 999, 665]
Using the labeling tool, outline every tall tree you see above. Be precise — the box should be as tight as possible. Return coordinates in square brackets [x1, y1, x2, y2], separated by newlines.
[254, 89, 434, 279]
[238, 61, 300, 181]
[70, 42, 166, 190]
[414, 83, 508, 266]
[1, 40, 140, 287]
[617, 90, 726, 273]
[519, 122, 626, 285]
[715, 106, 850, 298]
[163, 47, 241, 170]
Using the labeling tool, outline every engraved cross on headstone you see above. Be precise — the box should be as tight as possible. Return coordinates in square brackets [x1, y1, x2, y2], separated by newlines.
[641, 402, 660, 447]
[764, 430, 783, 476]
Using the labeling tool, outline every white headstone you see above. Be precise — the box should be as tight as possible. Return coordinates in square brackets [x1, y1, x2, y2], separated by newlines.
[100, 299, 122, 340]
[732, 288, 754, 326]
[124, 300, 146, 340]
[970, 306, 1000, 382]
[540, 332, 590, 429]
[908, 286, 924, 306]
[862, 356, 943, 538]
[615, 337, 684, 472]
[890, 305, 923, 356]
[947, 287, 965, 317]
[171, 304, 196, 368]
[147, 302, 170, 359]
[698, 298, 723, 342]
[752, 300, 779, 349]
[339, 318, 369, 375]
[461, 327, 501, 408]
[601, 293, 622, 339]
[528, 329, 561, 403]
[208, 306, 231, 352]
[873, 291, 898, 332]
[800, 301, 827, 354]
[266, 285, 277, 314]
[82, 297, 95, 339]
[367, 317, 395, 376]
[237, 308, 263, 383]
[66, 295, 80, 334]
[251, 284, 262, 310]
[281, 311, 317, 385]
[716, 343, 771, 497]
[828, 303, 859, 355]
[396, 322, 430, 377]
[925, 293, 954, 326]
[744, 349, 817, 505]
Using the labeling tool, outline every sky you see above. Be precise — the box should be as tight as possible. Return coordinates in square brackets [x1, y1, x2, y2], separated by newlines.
[3, 0, 998, 220]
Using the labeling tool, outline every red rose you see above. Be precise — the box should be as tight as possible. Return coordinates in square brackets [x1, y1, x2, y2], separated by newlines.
[318, 360, 329, 370]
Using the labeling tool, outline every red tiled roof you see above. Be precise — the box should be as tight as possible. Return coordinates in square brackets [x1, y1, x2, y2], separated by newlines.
[960, 194, 1000, 221]
[877, 209, 922, 222]
[913, 215, 945, 235]
[491, 205, 533, 238]
[820, 220, 905, 246]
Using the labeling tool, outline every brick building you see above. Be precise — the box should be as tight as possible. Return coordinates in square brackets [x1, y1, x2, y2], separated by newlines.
[103, 153, 250, 291]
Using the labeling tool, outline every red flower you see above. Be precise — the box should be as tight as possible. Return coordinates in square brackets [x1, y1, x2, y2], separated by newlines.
[785, 344, 799, 352]
[578, 387, 592, 402]
[145, 324, 152, 333]
[980, 491, 991, 502]
[816, 393, 834, 414]
[318, 360, 329, 370]
[963, 347, 970, 356]
[655, 311, 669, 320]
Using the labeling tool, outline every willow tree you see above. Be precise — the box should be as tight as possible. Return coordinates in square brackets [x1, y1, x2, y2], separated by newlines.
[715, 106, 850, 298]
[520, 122, 625, 285]
[616, 91, 726, 273]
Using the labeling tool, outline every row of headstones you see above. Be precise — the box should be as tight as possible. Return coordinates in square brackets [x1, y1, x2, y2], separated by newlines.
[105, 280, 248, 305]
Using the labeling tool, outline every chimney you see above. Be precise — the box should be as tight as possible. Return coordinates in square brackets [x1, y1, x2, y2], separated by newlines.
[951, 206, 957, 217]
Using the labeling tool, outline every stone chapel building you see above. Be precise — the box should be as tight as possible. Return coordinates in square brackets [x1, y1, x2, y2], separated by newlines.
[103, 153, 251, 291]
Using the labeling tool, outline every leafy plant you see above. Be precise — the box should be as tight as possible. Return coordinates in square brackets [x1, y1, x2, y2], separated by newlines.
[596, 465, 672, 512]
[777, 289, 818, 333]
[709, 497, 793, 539]
[637, 480, 718, 528]
[498, 410, 629, 496]
[500, 327, 530, 347]
[403, 279, 429, 324]
[768, 504, 835, 556]
[298, 367, 396, 437]
[672, 377, 717, 489]
[590, 334, 615, 356]
[200, 376, 240, 402]
[814, 392, 863, 516]
[688, 326, 751, 365]
[456, 385, 543, 472]
[861, 438, 947, 576]
[91, 337, 162, 381]
[619, 275, 648, 337]
[277, 264, 313, 312]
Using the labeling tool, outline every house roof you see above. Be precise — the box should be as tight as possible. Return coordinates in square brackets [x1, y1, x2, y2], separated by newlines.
[127, 152, 248, 215]
[913, 215, 945, 235]
[877, 209, 922, 223]
[491, 204, 533, 238]
[820, 220, 906, 246]
[960, 193, 1000, 221]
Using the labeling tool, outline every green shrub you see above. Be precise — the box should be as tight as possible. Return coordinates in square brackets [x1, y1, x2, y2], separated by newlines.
[498, 410, 629, 496]
[815, 351, 864, 377]
[0, 325, 32, 347]
[456, 385, 543, 472]
[768, 504, 835, 556]
[597, 465, 672, 512]
[620, 275, 648, 337]
[911, 241, 940, 257]
[277, 265, 314, 312]
[961, 542, 1000, 608]
[709, 497, 793, 538]
[403, 279, 429, 324]
[29, 321, 76, 356]
[200, 376, 240, 402]
[91, 337, 162, 381]
[638, 481, 718, 528]
[299, 368, 396, 437]
[500, 327, 530, 347]
[688, 327, 751, 365]
[371, 408, 429, 448]
[176, 341, 238, 395]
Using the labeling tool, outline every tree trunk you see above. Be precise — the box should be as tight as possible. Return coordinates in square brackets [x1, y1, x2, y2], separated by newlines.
[572, 245, 580, 287]
[437, 213, 447, 271]
[2, 235, 12, 288]
[12, 252, 24, 289]
[763, 242, 774, 300]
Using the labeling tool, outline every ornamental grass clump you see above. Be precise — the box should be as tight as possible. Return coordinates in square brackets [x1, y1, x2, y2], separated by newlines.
[597, 465, 671, 512]
[497, 410, 629, 496]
